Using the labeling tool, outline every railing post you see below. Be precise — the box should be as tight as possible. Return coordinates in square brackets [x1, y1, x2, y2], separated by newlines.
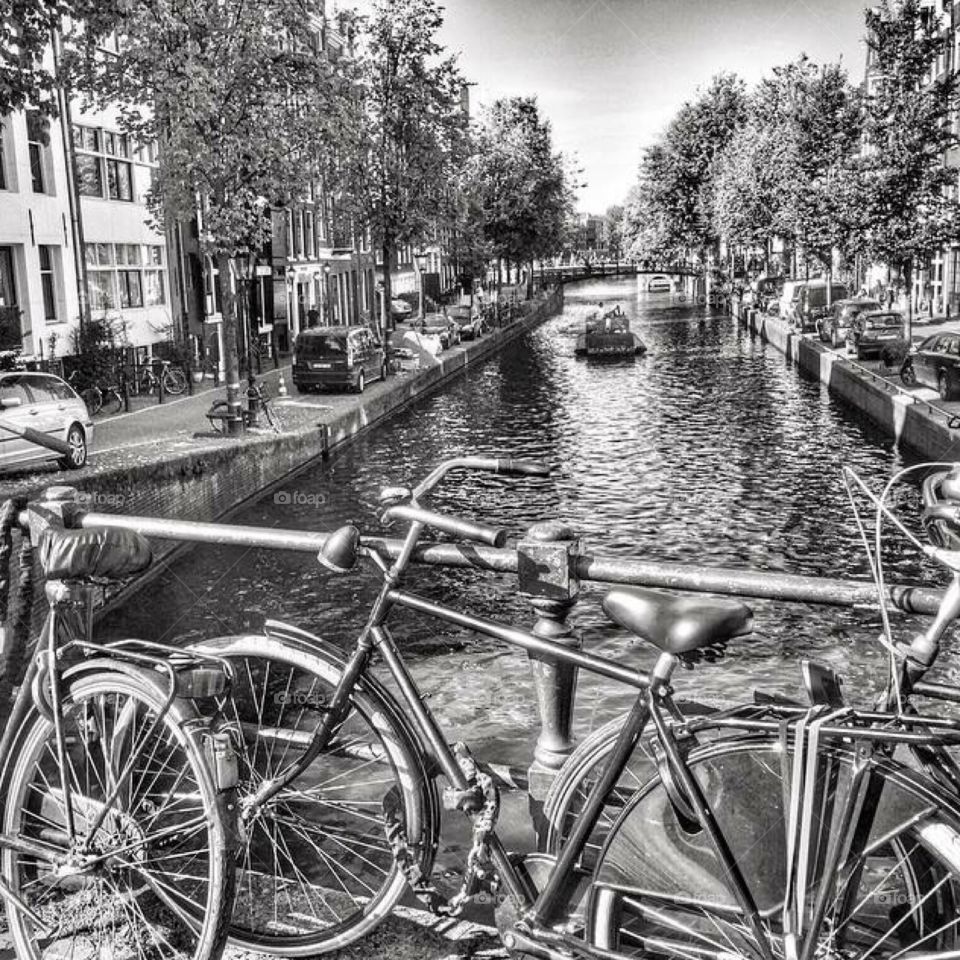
[517, 520, 581, 837]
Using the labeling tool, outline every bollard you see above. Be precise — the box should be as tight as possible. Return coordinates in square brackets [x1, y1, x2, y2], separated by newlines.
[517, 520, 581, 839]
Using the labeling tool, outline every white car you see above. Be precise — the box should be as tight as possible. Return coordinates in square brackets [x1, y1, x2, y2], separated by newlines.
[0, 372, 92, 470]
[647, 275, 673, 292]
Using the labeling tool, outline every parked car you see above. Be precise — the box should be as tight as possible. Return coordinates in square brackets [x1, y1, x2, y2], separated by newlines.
[418, 312, 460, 350]
[795, 280, 849, 334]
[819, 298, 883, 348]
[647, 275, 673, 292]
[901, 332, 960, 400]
[390, 299, 413, 323]
[292, 325, 387, 394]
[0, 372, 91, 471]
[447, 305, 483, 341]
[779, 280, 808, 324]
[846, 311, 904, 361]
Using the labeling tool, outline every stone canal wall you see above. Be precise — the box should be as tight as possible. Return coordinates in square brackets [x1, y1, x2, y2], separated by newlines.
[736, 302, 960, 461]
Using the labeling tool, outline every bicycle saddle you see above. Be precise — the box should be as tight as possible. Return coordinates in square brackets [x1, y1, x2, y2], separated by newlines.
[602, 587, 753, 659]
[38, 527, 153, 581]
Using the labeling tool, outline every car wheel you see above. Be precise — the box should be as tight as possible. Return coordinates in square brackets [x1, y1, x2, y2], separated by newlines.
[59, 424, 87, 470]
[940, 372, 952, 402]
[356, 370, 365, 394]
[295, 383, 310, 395]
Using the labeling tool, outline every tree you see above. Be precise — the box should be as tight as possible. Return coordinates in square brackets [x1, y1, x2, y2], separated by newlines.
[333, 0, 466, 322]
[68, 0, 343, 431]
[0, 0, 68, 116]
[464, 96, 576, 290]
[624, 74, 747, 265]
[860, 0, 960, 329]
[604, 204, 624, 261]
[750, 57, 864, 276]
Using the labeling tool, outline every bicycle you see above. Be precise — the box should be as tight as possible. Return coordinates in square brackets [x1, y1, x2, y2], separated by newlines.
[133, 359, 187, 397]
[0, 498, 239, 960]
[206, 381, 283, 435]
[67, 369, 125, 417]
[173, 454, 960, 959]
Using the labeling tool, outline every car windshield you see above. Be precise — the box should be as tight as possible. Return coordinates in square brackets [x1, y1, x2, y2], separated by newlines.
[298, 335, 346, 356]
[422, 316, 447, 328]
[844, 301, 882, 318]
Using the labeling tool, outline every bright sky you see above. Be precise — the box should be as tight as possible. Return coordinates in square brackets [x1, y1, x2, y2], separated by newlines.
[342, 0, 869, 215]
[438, 0, 869, 214]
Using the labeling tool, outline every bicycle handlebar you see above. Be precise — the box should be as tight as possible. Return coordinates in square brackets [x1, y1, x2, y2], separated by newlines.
[412, 456, 551, 498]
[381, 504, 507, 548]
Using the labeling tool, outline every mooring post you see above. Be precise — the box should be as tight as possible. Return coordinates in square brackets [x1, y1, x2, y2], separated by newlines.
[517, 520, 581, 840]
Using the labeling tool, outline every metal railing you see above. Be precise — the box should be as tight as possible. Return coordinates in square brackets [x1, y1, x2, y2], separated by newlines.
[25, 489, 948, 801]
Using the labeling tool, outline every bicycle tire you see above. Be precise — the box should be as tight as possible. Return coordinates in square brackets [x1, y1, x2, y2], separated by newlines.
[207, 400, 228, 434]
[164, 367, 187, 396]
[80, 387, 102, 416]
[0, 664, 235, 960]
[543, 707, 715, 870]
[588, 733, 960, 957]
[190, 633, 437, 956]
[102, 388, 124, 416]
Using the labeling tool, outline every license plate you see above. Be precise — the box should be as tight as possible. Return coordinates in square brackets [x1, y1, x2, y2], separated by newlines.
[312, 362, 331, 369]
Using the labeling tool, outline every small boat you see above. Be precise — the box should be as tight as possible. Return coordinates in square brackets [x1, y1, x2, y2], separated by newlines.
[575, 307, 647, 357]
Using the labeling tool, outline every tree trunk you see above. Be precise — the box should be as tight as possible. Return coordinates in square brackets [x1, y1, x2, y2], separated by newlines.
[903, 257, 913, 343]
[216, 251, 243, 435]
[381, 241, 393, 332]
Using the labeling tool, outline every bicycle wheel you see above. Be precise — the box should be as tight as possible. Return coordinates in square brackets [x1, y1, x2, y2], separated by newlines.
[588, 734, 960, 957]
[0, 664, 235, 960]
[191, 633, 437, 956]
[544, 705, 716, 869]
[103, 387, 124, 416]
[164, 367, 187, 395]
[80, 387, 102, 416]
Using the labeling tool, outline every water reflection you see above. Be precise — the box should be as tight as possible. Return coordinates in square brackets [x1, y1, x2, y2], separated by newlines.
[101, 278, 953, 765]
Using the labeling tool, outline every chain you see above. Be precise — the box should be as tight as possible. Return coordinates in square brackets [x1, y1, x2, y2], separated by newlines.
[381, 742, 500, 918]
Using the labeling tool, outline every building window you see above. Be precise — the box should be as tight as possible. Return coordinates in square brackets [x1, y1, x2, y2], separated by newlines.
[85, 242, 166, 311]
[293, 209, 304, 258]
[118, 270, 142, 307]
[304, 209, 315, 259]
[0, 247, 17, 307]
[73, 124, 134, 202]
[38, 246, 58, 321]
[26, 111, 47, 193]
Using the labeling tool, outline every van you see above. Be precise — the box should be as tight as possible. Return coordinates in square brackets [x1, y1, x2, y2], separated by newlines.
[796, 281, 850, 334]
[779, 281, 808, 323]
[292, 325, 387, 394]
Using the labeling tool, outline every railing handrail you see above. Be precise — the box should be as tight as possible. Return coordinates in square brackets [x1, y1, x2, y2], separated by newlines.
[71, 509, 945, 616]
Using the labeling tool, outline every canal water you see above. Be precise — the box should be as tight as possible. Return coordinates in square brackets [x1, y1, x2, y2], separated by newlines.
[102, 277, 956, 768]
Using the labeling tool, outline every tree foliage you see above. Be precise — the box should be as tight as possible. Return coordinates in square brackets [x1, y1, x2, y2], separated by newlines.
[462, 96, 575, 275]
[0, 0, 67, 116]
[332, 0, 466, 308]
[859, 0, 960, 277]
[625, 74, 747, 261]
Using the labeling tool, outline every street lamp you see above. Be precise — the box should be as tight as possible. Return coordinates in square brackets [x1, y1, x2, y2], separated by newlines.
[414, 251, 430, 319]
[236, 250, 260, 428]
